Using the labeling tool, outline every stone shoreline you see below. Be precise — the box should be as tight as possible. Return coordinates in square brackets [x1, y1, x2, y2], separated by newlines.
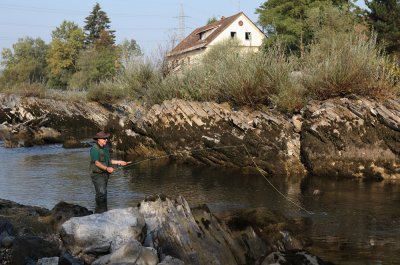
[0, 94, 398, 180]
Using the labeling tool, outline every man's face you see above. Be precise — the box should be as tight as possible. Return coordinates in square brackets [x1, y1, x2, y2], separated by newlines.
[97, 138, 108, 147]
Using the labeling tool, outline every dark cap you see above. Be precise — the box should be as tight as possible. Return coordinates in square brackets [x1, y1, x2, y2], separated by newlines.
[93, 131, 110, 140]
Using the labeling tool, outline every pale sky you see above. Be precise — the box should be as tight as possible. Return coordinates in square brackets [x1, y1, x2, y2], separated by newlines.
[0, 0, 368, 58]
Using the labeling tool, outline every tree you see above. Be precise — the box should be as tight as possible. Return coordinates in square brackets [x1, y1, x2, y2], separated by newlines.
[207, 16, 218, 25]
[118, 39, 142, 68]
[256, 0, 360, 56]
[47, 21, 85, 88]
[1, 37, 48, 84]
[83, 3, 115, 47]
[366, 0, 400, 57]
[70, 46, 119, 89]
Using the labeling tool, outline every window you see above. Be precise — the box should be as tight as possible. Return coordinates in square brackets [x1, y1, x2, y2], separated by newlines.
[245, 32, 251, 40]
[230, 32, 236, 39]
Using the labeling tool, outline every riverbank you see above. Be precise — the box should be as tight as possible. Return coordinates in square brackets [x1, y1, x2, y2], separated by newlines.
[0, 94, 399, 180]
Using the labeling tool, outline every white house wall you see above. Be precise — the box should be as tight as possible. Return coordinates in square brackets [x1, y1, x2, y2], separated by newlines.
[209, 14, 264, 48]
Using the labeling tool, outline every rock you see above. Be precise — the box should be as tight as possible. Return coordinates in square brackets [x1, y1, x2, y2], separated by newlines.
[109, 99, 306, 177]
[37, 257, 59, 265]
[10, 236, 61, 265]
[1, 236, 15, 248]
[139, 195, 267, 265]
[92, 240, 158, 265]
[301, 98, 400, 179]
[222, 207, 306, 253]
[59, 252, 83, 265]
[60, 207, 146, 257]
[261, 250, 335, 265]
[47, 201, 92, 232]
[157, 256, 185, 265]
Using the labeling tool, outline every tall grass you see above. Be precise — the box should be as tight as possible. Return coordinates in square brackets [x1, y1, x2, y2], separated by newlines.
[146, 40, 299, 109]
[301, 33, 398, 99]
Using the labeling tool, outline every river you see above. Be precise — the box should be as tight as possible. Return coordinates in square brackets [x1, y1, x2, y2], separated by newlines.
[0, 143, 399, 264]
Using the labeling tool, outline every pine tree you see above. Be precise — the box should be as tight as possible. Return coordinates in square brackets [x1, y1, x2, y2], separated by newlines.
[366, 0, 400, 56]
[83, 3, 115, 47]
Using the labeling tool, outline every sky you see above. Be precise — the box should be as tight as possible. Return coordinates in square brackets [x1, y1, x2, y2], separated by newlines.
[0, 0, 368, 59]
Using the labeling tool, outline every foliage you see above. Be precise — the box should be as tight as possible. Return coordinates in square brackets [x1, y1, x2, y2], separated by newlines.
[256, 0, 361, 56]
[366, 0, 400, 57]
[46, 21, 85, 88]
[83, 3, 115, 47]
[301, 32, 398, 99]
[118, 39, 143, 68]
[146, 40, 298, 110]
[69, 46, 119, 89]
[1, 37, 48, 85]
[207, 16, 218, 25]
[86, 79, 127, 103]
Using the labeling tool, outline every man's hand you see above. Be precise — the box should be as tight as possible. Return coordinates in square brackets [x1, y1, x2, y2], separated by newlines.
[106, 167, 114, 173]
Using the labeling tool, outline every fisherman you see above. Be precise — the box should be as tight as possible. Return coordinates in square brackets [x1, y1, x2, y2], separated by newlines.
[90, 131, 129, 211]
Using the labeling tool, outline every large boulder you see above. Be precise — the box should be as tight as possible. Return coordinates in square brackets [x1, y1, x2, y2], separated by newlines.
[138, 194, 267, 265]
[301, 97, 400, 179]
[60, 208, 146, 258]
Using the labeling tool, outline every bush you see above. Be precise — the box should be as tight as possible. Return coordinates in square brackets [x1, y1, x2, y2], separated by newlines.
[146, 41, 299, 109]
[86, 80, 128, 103]
[301, 33, 398, 99]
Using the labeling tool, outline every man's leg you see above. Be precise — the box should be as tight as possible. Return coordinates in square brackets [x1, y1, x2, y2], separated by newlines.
[91, 173, 109, 203]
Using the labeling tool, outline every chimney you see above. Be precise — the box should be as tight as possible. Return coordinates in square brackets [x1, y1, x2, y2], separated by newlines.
[221, 16, 225, 20]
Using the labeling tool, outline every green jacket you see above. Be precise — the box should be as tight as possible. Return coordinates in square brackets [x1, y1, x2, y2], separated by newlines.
[90, 143, 111, 174]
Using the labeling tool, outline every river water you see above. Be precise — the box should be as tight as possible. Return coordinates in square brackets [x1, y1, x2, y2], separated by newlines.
[0, 143, 399, 264]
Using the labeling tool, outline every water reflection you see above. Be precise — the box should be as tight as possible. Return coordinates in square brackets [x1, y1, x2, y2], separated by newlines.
[0, 145, 399, 264]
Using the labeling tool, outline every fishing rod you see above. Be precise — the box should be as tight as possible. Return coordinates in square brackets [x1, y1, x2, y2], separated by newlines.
[116, 144, 313, 215]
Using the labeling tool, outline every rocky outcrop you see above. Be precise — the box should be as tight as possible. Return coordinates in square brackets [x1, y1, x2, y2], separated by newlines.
[301, 97, 400, 179]
[108, 99, 305, 177]
[0, 93, 399, 179]
[0, 94, 113, 147]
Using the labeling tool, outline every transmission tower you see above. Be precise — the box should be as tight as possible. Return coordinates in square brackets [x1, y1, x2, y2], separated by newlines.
[178, 4, 186, 42]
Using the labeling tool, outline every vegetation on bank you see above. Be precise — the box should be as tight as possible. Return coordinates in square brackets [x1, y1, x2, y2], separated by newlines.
[0, 1, 399, 113]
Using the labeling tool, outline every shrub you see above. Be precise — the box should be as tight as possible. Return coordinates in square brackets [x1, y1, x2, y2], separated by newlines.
[301, 33, 398, 99]
[86, 80, 128, 103]
[147, 41, 298, 109]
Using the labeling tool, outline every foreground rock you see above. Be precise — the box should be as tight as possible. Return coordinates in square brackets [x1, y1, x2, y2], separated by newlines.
[1, 196, 333, 265]
[0, 199, 91, 265]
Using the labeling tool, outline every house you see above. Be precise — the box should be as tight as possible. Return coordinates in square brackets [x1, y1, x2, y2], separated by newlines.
[166, 12, 266, 72]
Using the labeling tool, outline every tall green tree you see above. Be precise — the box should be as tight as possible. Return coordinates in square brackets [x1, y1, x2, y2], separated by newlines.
[1, 37, 48, 84]
[256, 0, 360, 56]
[47, 21, 85, 88]
[366, 0, 400, 57]
[70, 46, 119, 89]
[83, 3, 115, 47]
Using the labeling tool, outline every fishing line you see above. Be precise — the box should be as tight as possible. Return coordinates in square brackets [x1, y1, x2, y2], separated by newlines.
[116, 143, 313, 215]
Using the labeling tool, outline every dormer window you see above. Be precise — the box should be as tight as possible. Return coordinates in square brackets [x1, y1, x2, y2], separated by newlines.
[199, 32, 204, 40]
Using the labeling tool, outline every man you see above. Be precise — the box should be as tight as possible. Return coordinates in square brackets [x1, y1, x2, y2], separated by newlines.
[90, 131, 129, 207]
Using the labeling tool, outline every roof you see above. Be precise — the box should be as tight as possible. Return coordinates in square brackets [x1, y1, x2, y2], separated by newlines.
[168, 12, 248, 57]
